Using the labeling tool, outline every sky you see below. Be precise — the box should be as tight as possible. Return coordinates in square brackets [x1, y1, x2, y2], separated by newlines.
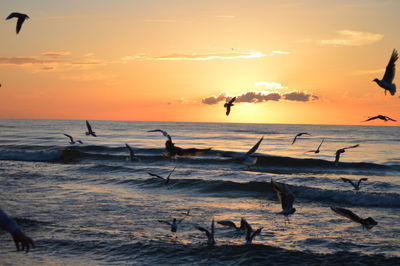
[1, 0, 400, 125]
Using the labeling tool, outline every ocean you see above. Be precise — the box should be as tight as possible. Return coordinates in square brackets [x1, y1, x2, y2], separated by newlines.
[0, 119, 399, 265]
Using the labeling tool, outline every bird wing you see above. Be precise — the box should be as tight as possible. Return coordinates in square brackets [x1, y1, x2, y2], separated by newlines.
[364, 116, 378, 122]
[242, 218, 252, 237]
[250, 227, 263, 241]
[226, 105, 231, 116]
[291, 135, 299, 145]
[382, 49, 398, 83]
[343, 144, 359, 150]
[86, 120, 93, 132]
[330, 207, 363, 224]
[158, 220, 171, 225]
[334, 150, 342, 165]
[281, 184, 295, 211]
[245, 136, 264, 157]
[63, 133, 73, 141]
[195, 226, 211, 238]
[125, 144, 135, 156]
[217, 220, 237, 229]
[147, 172, 165, 180]
[6, 13, 21, 20]
[167, 167, 176, 179]
[147, 129, 172, 140]
[341, 178, 356, 188]
[386, 116, 397, 121]
[229, 97, 236, 105]
[357, 178, 368, 187]
[317, 138, 325, 150]
[16, 16, 26, 34]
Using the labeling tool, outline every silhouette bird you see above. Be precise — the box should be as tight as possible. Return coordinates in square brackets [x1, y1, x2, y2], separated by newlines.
[330, 207, 377, 230]
[224, 97, 236, 116]
[363, 115, 396, 122]
[85, 120, 97, 137]
[243, 136, 264, 166]
[195, 219, 216, 246]
[341, 177, 368, 191]
[292, 132, 311, 145]
[158, 211, 189, 233]
[217, 218, 246, 231]
[373, 49, 398, 96]
[271, 179, 296, 216]
[242, 218, 263, 244]
[125, 144, 138, 161]
[307, 138, 324, 154]
[148, 167, 176, 185]
[63, 134, 83, 144]
[6, 12, 29, 34]
[334, 144, 359, 166]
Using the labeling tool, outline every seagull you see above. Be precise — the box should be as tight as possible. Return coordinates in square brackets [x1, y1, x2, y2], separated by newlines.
[292, 132, 311, 145]
[363, 115, 397, 122]
[334, 144, 359, 166]
[165, 139, 211, 158]
[242, 218, 263, 244]
[6, 12, 29, 34]
[85, 120, 97, 137]
[63, 134, 83, 144]
[224, 97, 236, 116]
[373, 49, 398, 96]
[243, 136, 264, 166]
[158, 211, 189, 233]
[330, 207, 378, 230]
[341, 178, 368, 191]
[271, 179, 296, 216]
[148, 167, 176, 185]
[195, 219, 216, 246]
[217, 218, 246, 231]
[125, 144, 138, 161]
[147, 129, 172, 141]
[307, 138, 324, 154]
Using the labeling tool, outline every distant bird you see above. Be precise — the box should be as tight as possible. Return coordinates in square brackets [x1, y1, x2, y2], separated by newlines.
[6, 12, 29, 34]
[307, 138, 324, 154]
[217, 218, 246, 231]
[125, 144, 138, 161]
[363, 115, 396, 122]
[334, 144, 359, 166]
[341, 177, 368, 191]
[63, 134, 83, 144]
[292, 132, 311, 145]
[158, 211, 189, 233]
[243, 136, 264, 166]
[85, 120, 97, 137]
[373, 49, 398, 96]
[330, 207, 378, 230]
[195, 219, 216, 246]
[271, 179, 296, 216]
[224, 97, 236, 116]
[148, 167, 176, 185]
[165, 139, 211, 158]
[242, 218, 263, 244]
[147, 129, 172, 141]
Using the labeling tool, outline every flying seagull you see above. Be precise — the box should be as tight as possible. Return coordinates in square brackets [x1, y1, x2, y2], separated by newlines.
[63, 134, 83, 144]
[330, 207, 377, 230]
[224, 97, 236, 116]
[363, 115, 396, 122]
[6, 12, 29, 34]
[243, 136, 264, 166]
[125, 144, 138, 161]
[307, 138, 324, 154]
[195, 219, 216, 246]
[158, 211, 189, 233]
[341, 177, 368, 191]
[148, 167, 176, 185]
[373, 49, 398, 96]
[292, 132, 311, 145]
[147, 129, 172, 141]
[334, 144, 359, 166]
[217, 218, 246, 231]
[85, 120, 97, 137]
[242, 218, 263, 244]
[271, 179, 296, 216]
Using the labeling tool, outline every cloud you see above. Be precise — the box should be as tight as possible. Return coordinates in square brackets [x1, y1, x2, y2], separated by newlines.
[42, 51, 71, 57]
[123, 50, 267, 61]
[272, 50, 291, 55]
[202, 86, 318, 105]
[254, 81, 287, 90]
[319, 30, 383, 46]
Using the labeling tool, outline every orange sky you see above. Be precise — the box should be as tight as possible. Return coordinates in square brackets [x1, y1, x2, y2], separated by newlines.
[1, 0, 400, 125]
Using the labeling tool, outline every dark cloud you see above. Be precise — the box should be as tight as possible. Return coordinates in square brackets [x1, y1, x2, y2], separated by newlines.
[202, 93, 228, 104]
[283, 91, 319, 102]
[236, 91, 281, 103]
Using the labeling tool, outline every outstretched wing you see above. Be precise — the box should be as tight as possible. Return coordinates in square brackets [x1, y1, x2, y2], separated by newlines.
[16, 16, 26, 34]
[364, 116, 378, 122]
[317, 138, 325, 150]
[386, 116, 397, 121]
[343, 144, 359, 150]
[6, 12, 21, 20]
[226, 105, 231, 116]
[147, 129, 172, 140]
[330, 207, 363, 224]
[228, 97, 236, 105]
[291, 134, 299, 145]
[86, 120, 93, 132]
[148, 172, 165, 180]
[217, 220, 237, 229]
[382, 49, 398, 83]
[63, 133, 73, 142]
[158, 220, 171, 225]
[357, 178, 368, 187]
[245, 136, 264, 157]
[125, 144, 135, 156]
[195, 226, 211, 239]
[167, 167, 176, 179]
[341, 178, 356, 188]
